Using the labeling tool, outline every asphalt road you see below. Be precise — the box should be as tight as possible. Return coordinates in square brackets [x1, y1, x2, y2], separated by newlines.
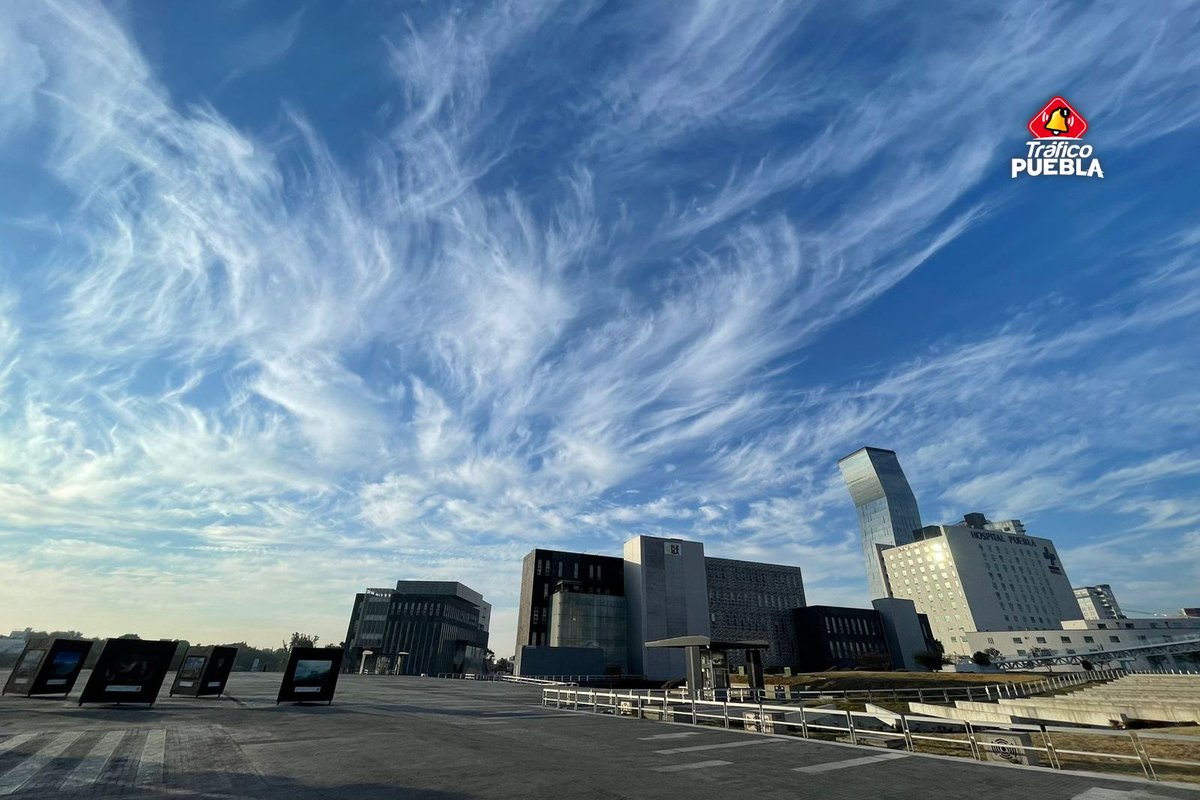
[0, 673, 1196, 799]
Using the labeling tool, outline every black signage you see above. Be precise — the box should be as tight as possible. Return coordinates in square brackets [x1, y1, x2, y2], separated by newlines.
[2, 639, 93, 697]
[169, 645, 238, 697]
[276, 647, 344, 705]
[77, 639, 179, 706]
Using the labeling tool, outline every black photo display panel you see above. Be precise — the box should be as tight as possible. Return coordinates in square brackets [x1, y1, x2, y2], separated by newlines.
[3, 638, 93, 697]
[169, 645, 238, 697]
[78, 639, 179, 706]
[276, 647, 344, 705]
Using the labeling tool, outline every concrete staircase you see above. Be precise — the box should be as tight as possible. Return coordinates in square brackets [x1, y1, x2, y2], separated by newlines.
[908, 674, 1200, 727]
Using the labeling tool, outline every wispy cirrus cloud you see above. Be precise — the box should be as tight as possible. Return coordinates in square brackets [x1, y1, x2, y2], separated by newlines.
[0, 0, 1199, 652]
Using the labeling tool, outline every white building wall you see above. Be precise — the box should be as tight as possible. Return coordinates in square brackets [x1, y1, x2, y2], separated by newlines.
[883, 518, 1079, 656]
[964, 617, 1200, 670]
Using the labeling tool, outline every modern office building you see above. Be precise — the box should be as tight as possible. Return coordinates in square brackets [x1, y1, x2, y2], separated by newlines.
[516, 536, 810, 680]
[881, 513, 1079, 656]
[514, 549, 624, 675]
[838, 447, 923, 600]
[963, 616, 1200, 671]
[343, 581, 490, 676]
[706, 557, 806, 670]
[547, 582, 628, 673]
[1074, 584, 1126, 620]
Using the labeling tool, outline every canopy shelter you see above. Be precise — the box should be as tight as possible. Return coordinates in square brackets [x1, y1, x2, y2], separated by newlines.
[645, 636, 769, 698]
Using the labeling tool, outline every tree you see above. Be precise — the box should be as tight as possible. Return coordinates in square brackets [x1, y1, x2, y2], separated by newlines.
[913, 638, 952, 671]
[914, 650, 948, 671]
[1080, 658, 1095, 671]
[984, 647, 1003, 661]
[972, 651, 992, 666]
[288, 632, 319, 650]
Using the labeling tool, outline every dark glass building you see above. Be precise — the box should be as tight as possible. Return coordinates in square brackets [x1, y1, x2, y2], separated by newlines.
[343, 581, 490, 676]
[838, 446, 923, 600]
[514, 549, 624, 675]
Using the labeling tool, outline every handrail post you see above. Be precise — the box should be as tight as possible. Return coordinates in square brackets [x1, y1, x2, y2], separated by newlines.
[723, 701, 730, 728]
[965, 721, 981, 760]
[846, 710, 857, 745]
[1040, 726, 1061, 770]
[1128, 732, 1157, 781]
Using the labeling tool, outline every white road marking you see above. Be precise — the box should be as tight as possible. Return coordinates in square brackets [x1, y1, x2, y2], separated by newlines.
[639, 732, 706, 741]
[0, 731, 82, 795]
[792, 752, 910, 773]
[652, 760, 732, 773]
[1070, 790, 1177, 800]
[656, 738, 785, 755]
[0, 736, 36, 757]
[59, 731, 126, 792]
[134, 729, 167, 787]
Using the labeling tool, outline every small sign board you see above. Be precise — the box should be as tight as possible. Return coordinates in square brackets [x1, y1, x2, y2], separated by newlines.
[276, 647, 344, 705]
[2, 638, 93, 697]
[169, 645, 238, 697]
[78, 639, 179, 706]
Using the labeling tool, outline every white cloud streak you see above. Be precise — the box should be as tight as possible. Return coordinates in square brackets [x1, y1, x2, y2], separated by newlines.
[0, 0, 1199, 651]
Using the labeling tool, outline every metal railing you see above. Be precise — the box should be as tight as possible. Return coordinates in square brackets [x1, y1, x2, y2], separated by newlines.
[435, 672, 645, 685]
[693, 668, 1125, 704]
[540, 685, 1200, 783]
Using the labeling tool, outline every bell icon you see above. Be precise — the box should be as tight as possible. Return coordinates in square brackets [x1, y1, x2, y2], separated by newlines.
[1043, 106, 1071, 135]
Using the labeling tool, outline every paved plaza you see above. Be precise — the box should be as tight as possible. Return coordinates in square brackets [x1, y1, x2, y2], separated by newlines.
[1, 674, 1197, 798]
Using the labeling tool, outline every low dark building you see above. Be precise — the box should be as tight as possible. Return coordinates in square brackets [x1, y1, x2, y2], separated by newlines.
[793, 604, 936, 672]
[794, 606, 891, 671]
[344, 581, 490, 676]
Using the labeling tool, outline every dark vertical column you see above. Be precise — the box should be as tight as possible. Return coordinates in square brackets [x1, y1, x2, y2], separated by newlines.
[746, 649, 764, 691]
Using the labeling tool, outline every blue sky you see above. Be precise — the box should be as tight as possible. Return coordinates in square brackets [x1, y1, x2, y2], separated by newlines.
[1, 1, 1199, 654]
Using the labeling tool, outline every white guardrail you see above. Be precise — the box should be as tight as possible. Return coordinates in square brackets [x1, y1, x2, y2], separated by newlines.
[540, 679, 1200, 783]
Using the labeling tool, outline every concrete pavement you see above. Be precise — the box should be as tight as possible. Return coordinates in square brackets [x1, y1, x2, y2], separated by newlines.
[1, 673, 1197, 798]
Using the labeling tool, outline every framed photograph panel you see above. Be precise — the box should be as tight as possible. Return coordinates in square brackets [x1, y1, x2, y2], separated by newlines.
[276, 647, 344, 705]
[169, 645, 238, 697]
[2, 639, 93, 697]
[77, 639, 179, 706]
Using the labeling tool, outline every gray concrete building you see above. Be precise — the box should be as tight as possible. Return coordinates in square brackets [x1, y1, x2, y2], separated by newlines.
[624, 535, 711, 681]
[1074, 584, 1126, 620]
[838, 447, 923, 600]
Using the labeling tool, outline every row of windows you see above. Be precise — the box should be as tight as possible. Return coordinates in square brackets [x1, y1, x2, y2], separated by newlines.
[822, 616, 880, 637]
[992, 633, 1134, 646]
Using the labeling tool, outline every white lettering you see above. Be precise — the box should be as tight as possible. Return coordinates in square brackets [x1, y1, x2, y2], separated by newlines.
[1010, 159, 1028, 178]
[1079, 144, 1093, 158]
[1087, 159, 1104, 178]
